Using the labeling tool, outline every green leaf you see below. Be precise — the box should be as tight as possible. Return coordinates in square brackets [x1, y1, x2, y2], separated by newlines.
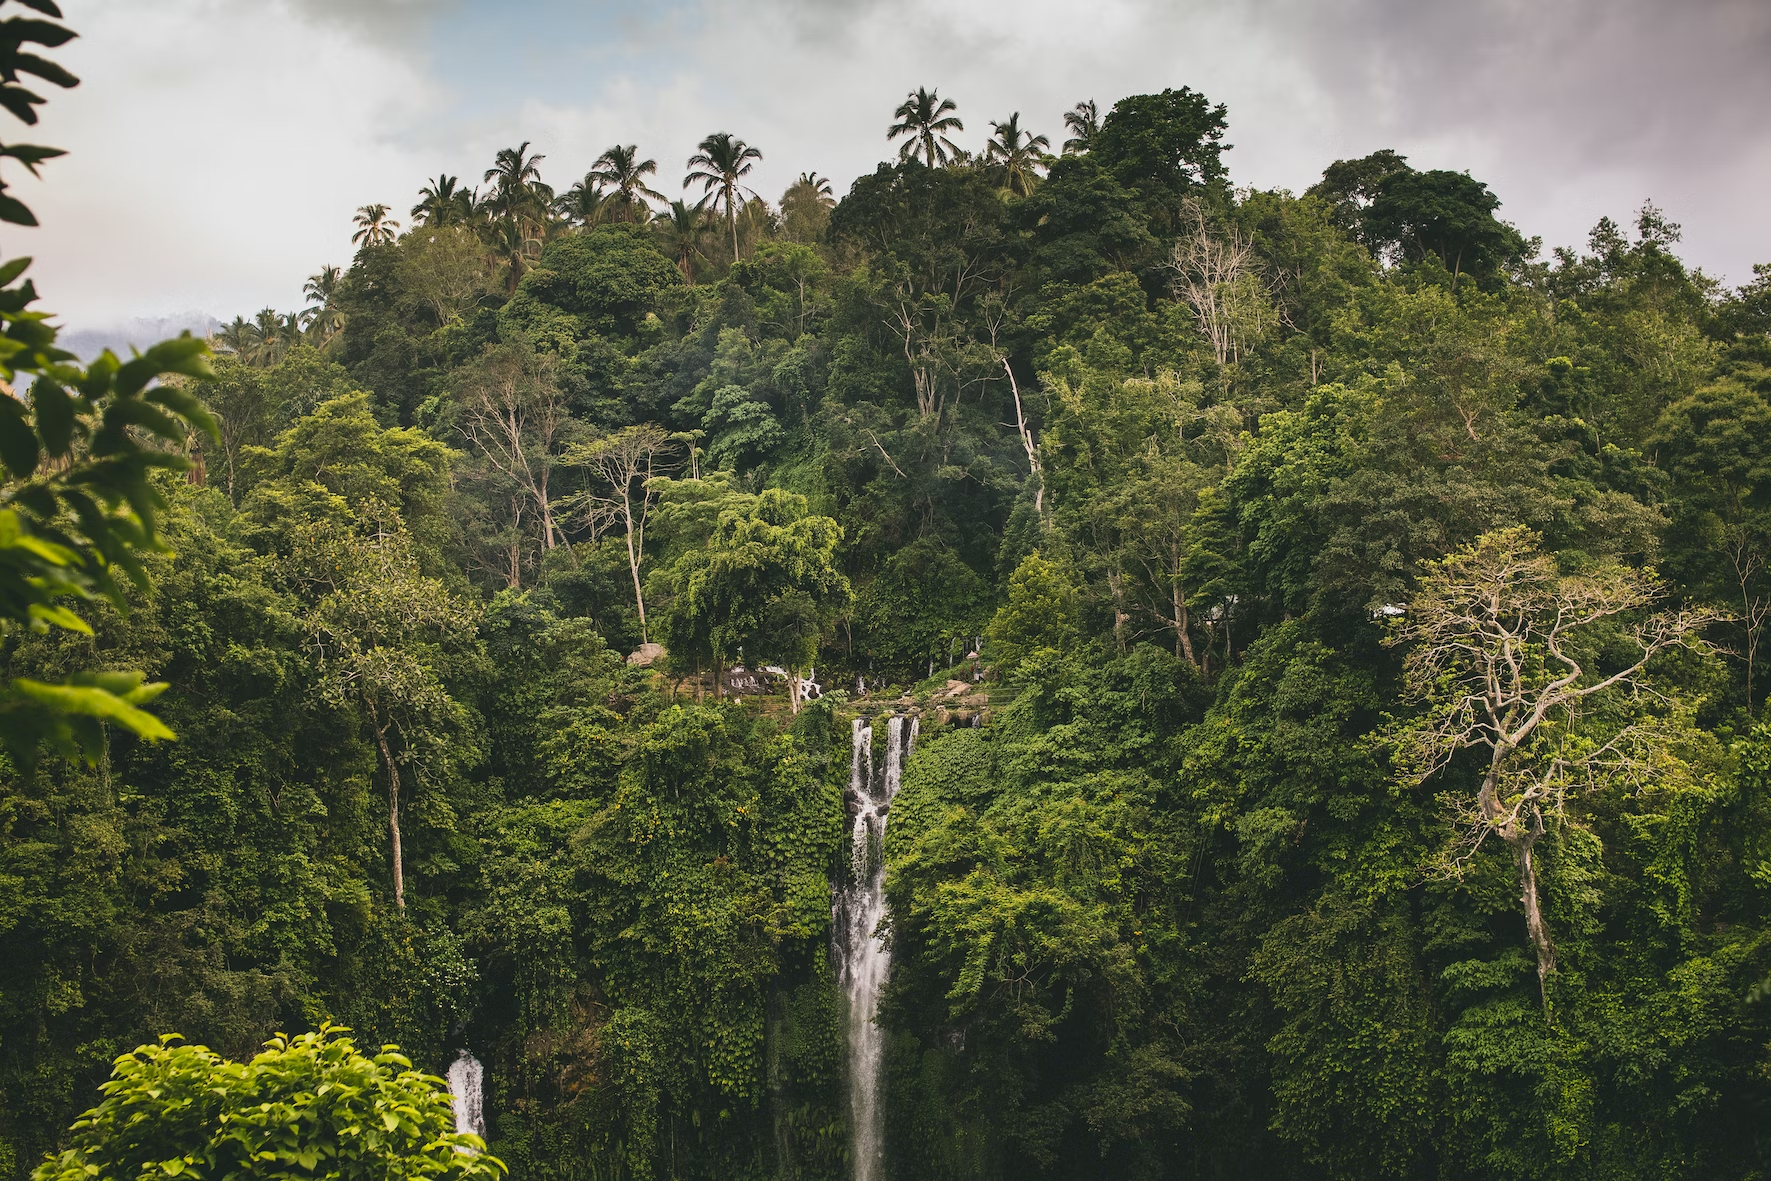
[0, 255, 32, 286]
[0, 190, 38, 226]
[30, 375, 72, 452]
[26, 602, 90, 634]
[9, 676, 174, 740]
[0, 393, 39, 475]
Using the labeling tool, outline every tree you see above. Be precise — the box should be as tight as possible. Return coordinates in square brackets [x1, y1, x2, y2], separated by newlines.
[684, 131, 762, 263]
[1061, 98, 1099, 154]
[887, 86, 964, 167]
[779, 172, 834, 244]
[1091, 87, 1229, 213]
[455, 339, 573, 562]
[301, 263, 346, 345]
[1167, 199, 1277, 368]
[1306, 148, 1410, 235]
[351, 202, 400, 248]
[482, 141, 552, 223]
[655, 197, 712, 282]
[984, 550, 1079, 673]
[304, 509, 477, 910]
[1361, 168, 1525, 288]
[32, 1026, 502, 1181]
[589, 143, 666, 222]
[1386, 528, 1720, 995]
[557, 173, 611, 228]
[565, 424, 674, 644]
[664, 489, 847, 708]
[984, 111, 1049, 196]
[411, 173, 475, 227]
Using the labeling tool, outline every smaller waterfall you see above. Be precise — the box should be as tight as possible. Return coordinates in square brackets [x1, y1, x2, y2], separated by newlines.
[448, 1050, 485, 1140]
[835, 714, 917, 1181]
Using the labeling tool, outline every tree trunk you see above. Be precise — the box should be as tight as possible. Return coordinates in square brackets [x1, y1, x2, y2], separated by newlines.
[625, 512, 648, 643]
[1516, 811, 1555, 1001]
[374, 720, 405, 911]
[1172, 580, 1196, 667]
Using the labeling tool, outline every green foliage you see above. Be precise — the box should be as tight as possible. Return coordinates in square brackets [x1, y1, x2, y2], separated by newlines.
[8, 53, 1771, 1181]
[32, 1026, 503, 1181]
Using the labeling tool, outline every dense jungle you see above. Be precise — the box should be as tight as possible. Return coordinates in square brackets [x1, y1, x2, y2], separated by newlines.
[2, 4, 1770, 1179]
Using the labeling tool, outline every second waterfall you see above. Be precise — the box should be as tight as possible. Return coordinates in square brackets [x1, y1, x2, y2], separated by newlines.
[835, 714, 916, 1181]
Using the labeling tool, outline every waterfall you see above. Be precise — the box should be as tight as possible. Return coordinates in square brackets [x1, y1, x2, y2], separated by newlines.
[447, 1050, 485, 1141]
[835, 714, 916, 1181]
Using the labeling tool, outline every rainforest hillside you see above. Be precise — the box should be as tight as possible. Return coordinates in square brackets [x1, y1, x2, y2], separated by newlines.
[3, 63, 1771, 1181]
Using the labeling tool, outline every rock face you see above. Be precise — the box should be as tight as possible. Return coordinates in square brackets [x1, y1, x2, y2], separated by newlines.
[626, 642, 665, 666]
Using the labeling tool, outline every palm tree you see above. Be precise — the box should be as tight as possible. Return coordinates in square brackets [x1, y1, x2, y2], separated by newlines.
[302, 264, 346, 346]
[483, 142, 551, 221]
[684, 131, 762, 263]
[213, 315, 256, 358]
[589, 144, 667, 222]
[1062, 99, 1099, 154]
[655, 198, 713, 283]
[797, 172, 835, 204]
[888, 87, 965, 167]
[557, 174, 612, 228]
[985, 112, 1050, 196]
[351, 203, 399, 248]
[240, 308, 287, 367]
[411, 174, 474, 226]
[485, 214, 543, 294]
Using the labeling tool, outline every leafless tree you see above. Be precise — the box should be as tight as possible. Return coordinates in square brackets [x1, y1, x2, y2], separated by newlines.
[1386, 527, 1721, 997]
[456, 342, 570, 553]
[1167, 199, 1277, 368]
[566, 425, 675, 643]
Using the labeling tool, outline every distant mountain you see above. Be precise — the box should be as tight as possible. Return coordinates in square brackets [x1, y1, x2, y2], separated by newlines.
[57, 313, 221, 363]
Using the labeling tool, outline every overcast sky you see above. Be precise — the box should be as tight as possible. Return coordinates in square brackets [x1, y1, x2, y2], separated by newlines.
[19, 0, 1771, 335]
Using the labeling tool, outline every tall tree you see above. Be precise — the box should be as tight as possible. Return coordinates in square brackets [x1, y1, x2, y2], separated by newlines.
[566, 425, 675, 644]
[887, 86, 965, 167]
[655, 197, 713, 282]
[410, 173, 474, 226]
[985, 111, 1050, 196]
[589, 143, 666, 222]
[557, 173, 611, 227]
[1062, 98, 1099, 154]
[350, 203, 399, 248]
[684, 131, 762, 263]
[1387, 528, 1719, 995]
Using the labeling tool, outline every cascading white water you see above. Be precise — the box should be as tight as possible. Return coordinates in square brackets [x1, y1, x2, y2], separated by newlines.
[447, 1050, 485, 1141]
[835, 714, 916, 1181]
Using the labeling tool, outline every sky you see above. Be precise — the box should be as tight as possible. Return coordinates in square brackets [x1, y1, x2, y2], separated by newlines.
[18, 0, 1771, 339]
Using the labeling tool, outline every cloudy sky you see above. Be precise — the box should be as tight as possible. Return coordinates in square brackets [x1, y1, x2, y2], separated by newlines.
[19, 0, 1771, 336]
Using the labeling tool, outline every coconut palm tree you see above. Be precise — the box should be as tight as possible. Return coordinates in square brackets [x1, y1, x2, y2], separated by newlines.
[655, 198, 713, 283]
[411, 174, 474, 226]
[213, 315, 256, 358]
[557, 174, 612, 227]
[351, 203, 399, 247]
[888, 87, 965, 167]
[684, 131, 762, 262]
[797, 172, 835, 204]
[302, 264, 346, 346]
[485, 214, 543, 294]
[985, 112, 1050, 196]
[1062, 99, 1099, 154]
[589, 144, 667, 222]
[482, 142, 551, 222]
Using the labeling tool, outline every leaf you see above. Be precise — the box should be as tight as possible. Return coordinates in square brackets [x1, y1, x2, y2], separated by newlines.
[30, 375, 71, 452]
[0, 190, 37, 226]
[0, 254, 31, 286]
[9, 677, 176, 741]
[26, 602, 91, 634]
[0, 393, 38, 475]
[0, 16, 78, 49]
[10, 52, 76, 89]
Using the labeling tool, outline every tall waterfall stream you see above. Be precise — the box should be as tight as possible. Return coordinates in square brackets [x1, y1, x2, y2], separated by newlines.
[448, 1050, 485, 1141]
[835, 714, 916, 1181]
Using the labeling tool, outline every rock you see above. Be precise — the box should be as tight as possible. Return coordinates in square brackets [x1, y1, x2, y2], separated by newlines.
[961, 693, 987, 708]
[627, 642, 665, 666]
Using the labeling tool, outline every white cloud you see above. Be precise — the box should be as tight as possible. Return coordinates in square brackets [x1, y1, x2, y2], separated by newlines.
[26, 0, 438, 334]
[19, 0, 1771, 338]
